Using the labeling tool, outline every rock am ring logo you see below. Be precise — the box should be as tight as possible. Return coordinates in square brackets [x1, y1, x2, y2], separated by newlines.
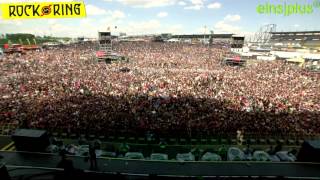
[1, 1, 87, 19]
[41, 5, 52, 16]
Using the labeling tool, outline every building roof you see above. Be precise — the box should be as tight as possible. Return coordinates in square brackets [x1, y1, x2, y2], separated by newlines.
[172, 34, 233, 39]
[271, 31, 320, 35]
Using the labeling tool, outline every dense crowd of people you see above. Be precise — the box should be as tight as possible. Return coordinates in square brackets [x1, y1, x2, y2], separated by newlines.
[0, 42, 319, 138]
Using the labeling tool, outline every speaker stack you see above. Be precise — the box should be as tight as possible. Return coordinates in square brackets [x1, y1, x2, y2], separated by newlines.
[297, 140, 320, 162]
[0, 163, 10, 180]
[11, 129, 50, 152]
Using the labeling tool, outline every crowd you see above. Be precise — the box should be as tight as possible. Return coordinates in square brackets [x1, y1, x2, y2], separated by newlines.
[0, 42, 319, 138]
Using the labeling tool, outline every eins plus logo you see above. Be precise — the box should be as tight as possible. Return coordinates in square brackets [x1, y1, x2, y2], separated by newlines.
[257, 0, 320, 16]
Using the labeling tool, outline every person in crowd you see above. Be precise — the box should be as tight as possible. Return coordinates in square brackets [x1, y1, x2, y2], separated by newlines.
[89, 142, 98, 170]
[57, 150, 74, 172]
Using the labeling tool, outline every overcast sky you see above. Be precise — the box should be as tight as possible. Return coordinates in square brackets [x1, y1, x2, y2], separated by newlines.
[1, 0, 320, 37]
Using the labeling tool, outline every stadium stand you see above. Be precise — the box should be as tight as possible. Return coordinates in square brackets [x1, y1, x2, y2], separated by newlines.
[271, 31, 320, 48]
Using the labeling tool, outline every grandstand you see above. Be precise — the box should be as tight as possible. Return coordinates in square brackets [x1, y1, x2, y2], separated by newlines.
[270, 31, 320, 49]
[171, 34, 233, 39]
[171, 34, 233, 44]
[121, 33, 233, 44]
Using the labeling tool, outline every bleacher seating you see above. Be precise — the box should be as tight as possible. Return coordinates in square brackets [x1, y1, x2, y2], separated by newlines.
[270, 31, 320, 47]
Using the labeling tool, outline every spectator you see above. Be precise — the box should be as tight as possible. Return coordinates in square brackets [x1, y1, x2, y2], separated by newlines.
[89, 142, 98, 170]
[57, 150, 74, 172]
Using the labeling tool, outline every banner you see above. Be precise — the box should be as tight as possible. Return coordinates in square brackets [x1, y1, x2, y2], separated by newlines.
[1, 1, 86, 19]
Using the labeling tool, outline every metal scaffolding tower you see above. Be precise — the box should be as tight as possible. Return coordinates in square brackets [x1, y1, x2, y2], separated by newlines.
[252, 24, 277, 44]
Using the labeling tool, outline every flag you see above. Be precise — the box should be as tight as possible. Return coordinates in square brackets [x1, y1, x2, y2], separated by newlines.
[4, 43, 9, 49]
[234, 56, 241, 62]
[96, 51, 106, 57]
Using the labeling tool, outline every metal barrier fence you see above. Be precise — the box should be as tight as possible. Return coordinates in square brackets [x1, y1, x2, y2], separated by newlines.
[0, 123, 20, 136]
[48, 130, 320, 146]
[1, 124, 319, 145]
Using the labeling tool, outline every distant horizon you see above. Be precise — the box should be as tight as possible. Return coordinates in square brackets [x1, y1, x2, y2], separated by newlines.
[3, 29, 320, 40]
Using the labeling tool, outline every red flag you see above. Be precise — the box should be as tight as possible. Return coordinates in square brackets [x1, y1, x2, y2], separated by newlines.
[4, 44, 9, 49]
[234, 56, 241, 62]
[96, 51, 106, 57]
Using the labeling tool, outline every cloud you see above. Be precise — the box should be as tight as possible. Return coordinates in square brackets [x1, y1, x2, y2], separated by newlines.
[110, 10, 126, 19]
[178, 1, 187, 6]
[184, 5, 202, 10]
[116, 19, 184, 35]
[207, 2, 221, 9]
[86, 4, 107, 15]
[48, 19, 57, 25]
[224, 14, 241, 22]
[214, 21, 241, 33]
[125, 19, 161, 34]
[116, 0, 178, 8]
[157, 12, 168, 18]
[51, 23, 73, 33]
[212, 14, 242, 33]
[190, 0, 203, 4]
[0, 20, 22, 26]
[184, 0, 204, 10]
[85, 5, 125, 18]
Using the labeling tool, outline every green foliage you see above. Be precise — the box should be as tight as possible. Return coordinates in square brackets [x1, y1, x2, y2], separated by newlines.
[0, 33, 71, 45]
[7, 33, 35, 40]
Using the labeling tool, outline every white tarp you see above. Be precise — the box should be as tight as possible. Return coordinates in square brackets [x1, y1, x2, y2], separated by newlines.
[271, 51, 301, 59]
[257, 56, 276, 61]
[240, 52, 253, 57]
[271, 51, 320, 60]
[166, 38, 180, 42]
[303, 53, 320, 60]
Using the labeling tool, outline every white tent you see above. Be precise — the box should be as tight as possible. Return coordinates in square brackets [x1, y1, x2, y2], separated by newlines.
[166, 38, 180, 43]
[271, 51, 320, 60]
